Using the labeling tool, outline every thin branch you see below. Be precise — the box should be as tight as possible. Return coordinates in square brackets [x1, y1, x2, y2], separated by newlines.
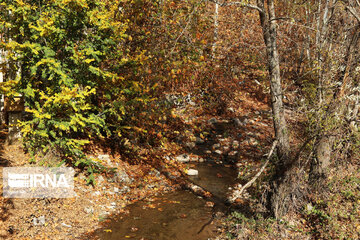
[269, 17, 294, 22]
[230, 140, 278, 202]
[346, 6, 360, 23]
[208, 0, 264, 13]
[170, 0, 204, 55]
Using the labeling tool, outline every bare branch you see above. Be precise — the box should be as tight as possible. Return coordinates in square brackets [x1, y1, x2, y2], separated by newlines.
[346, 6, 360, 23]
[230, 140, 278, 202]
[208, 0, 264, 13]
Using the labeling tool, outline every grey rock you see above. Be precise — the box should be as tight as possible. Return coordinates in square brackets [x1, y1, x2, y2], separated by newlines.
[214, 150, 223, 155]
[149, 169, 161, 177]
[233, 118, 242, 126]
[187, 169, 199, 176]
[306, 203, 313, 212]
[185, 142, 196, 149]
[205, 150, 212, 154]
[114, 187, 119, 193]
[228, 151, 238, 156]
[99, 211, 110, 218]
[84, 207, 94, 214]
[208, 118, 218, 124]
[176, 154, 190, 163]
[120, 186, 130, 193]
[92, 191, 101, 196]
[97, 175, 105, 184]
[97, 154, 110, 161]
[33, 216, 45, 226]
[196, 137, 204, 144]
[212, 143, 221, 149]
[114, 170, 132, 184]
[248, 138, 258, 146]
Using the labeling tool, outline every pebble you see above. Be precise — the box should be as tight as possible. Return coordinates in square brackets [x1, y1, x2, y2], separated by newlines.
[228, 151, 238, 156]
[233, 118, 243, 126]
[92, 191, 101, 196]
[97, 154, 110, 161]
[185, 142, 196, 149]
[208, 118, 218, 124]
[205, 201, 215, 208]
[84, 207, 94, 214]
[196, 137, 204, 144]
[186, 169, 199, 176]
[212, 143, 221, 149]
[176, 154, 190, 163]
[214, 150, 223, 155]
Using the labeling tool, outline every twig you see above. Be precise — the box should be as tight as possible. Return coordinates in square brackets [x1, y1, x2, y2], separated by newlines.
[170, 0, 204, 55]
[207, 0, 264, 13]
[346, 6, 360, 23]
[232, 140, 278, 201]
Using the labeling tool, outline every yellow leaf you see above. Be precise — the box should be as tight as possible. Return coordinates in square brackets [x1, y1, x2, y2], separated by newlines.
[104, 229, 112, 233]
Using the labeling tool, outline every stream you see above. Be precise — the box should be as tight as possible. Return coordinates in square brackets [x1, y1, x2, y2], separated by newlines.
[93, 162, 239, 240]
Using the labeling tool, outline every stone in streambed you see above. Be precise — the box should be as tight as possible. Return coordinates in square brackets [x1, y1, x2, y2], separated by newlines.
[176, 154, 190, 163]
[186, 169, 198, 176]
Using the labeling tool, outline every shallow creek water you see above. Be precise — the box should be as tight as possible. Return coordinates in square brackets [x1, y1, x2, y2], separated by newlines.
[93, 162, 238, 240]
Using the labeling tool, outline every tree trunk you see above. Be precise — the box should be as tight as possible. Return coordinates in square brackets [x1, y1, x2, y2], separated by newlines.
[257, 0, 297, 219]
[258, 0, 290, 170]
[310, 23, 359, 189]
[212, 1, 219, 58]
[310, 136, 334, 188]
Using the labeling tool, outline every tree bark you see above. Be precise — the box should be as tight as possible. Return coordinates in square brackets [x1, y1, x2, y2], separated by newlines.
[258, 0, 290, 171]
[310, 23, 359, 189]
[257, 0, 299, 219]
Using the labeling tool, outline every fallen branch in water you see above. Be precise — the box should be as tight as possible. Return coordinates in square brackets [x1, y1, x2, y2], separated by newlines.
[230, 140, 278, 202]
